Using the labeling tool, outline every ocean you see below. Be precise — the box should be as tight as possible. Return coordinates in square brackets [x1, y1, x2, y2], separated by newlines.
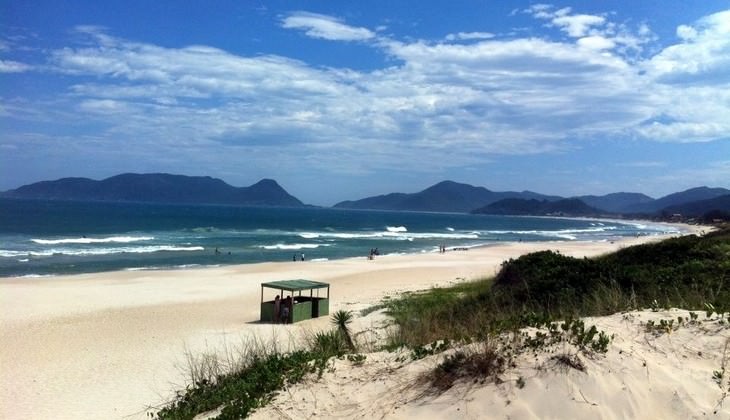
[0, 198, 681, 277]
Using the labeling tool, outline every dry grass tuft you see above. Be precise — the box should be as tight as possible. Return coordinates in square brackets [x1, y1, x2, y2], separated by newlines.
[549, 352, 586, 373]
[423, 341, 506, 391]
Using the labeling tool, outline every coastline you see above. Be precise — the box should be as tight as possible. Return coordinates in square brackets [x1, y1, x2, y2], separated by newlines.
[0, 223, 706, 419]
[1, 215, 696, 279]
[0, 209, 692, 281]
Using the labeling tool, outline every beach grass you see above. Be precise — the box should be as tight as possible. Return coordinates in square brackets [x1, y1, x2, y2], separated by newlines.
[383, 228, 730, 349]
[155, 341, 343, 419]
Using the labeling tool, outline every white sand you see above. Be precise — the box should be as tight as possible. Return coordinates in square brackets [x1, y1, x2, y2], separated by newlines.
[250, 309, 730, 420]
[0, 224, 716, 419]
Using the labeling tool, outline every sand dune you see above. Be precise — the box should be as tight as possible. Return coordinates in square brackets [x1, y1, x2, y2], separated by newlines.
[249, 309, 730, 420]
[1, 225, 720, 419]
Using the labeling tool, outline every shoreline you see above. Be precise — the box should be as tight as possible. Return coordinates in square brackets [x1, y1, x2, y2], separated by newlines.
[0, 223, 706, 419]
[0, 218, 700, 281]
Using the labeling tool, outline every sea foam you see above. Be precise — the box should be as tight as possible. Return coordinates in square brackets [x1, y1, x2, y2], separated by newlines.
[31, 236, 154, 245]
[1, 245, 203, 257]
[298, 230, 478, 240]
[386, 226, 408, 232]
[258, 243, 328, 250]
[298, 232, 320, 239]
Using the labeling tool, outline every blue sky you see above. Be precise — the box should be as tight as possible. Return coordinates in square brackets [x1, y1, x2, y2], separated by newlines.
[1, 1, 729, 205]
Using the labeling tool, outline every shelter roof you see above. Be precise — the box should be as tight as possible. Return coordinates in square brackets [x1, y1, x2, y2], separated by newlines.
[261, 279, 330, 292]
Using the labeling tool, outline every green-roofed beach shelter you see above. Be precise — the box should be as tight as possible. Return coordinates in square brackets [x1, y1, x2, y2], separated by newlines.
[260, 279, 330, 323]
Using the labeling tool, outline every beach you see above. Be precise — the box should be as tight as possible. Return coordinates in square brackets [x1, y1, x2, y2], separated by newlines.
[0, 225, 715, 419]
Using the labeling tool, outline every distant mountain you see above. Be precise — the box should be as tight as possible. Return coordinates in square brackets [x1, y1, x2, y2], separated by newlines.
[1, 173, 305, 207]
[623, 187, 730, 214]
[333, 181, 561, 213]
[661, 194, 730, 217]
[472, 198, 602, 216]
[334, 192, 411, 211]
[576, 192, 655, 213]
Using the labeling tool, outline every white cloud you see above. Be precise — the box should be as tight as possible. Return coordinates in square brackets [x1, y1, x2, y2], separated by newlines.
[0, 59, 32, 73]
[637, 10, 730, 142]
[646, 10, 730, 81]
[38, 27, 654, 164]
[281, 12, 374, 41]
[637, 121, 726, 143]
[577, 35, 615, 50]
[4, 8, 729, 183]
[676, 24, 697, 40]
[52, 30, 346, 98]
[526, 5, 605, 37]
[525, 4, 554, 19]
[552, 13, 606, 37]
[445, 32, 495, 41]
[524, 4, 653, 55]
[78, 99, 131, 114]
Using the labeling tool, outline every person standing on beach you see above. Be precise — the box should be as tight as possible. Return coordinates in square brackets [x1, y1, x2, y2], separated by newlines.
[281, 296, 292, 323]
[273, 295, 281, 323]
[300, 252, 305, 261]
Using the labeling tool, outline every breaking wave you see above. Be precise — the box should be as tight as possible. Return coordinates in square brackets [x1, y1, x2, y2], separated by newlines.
[386, 226, 408, 232]
[298, 232, 320, 239]
[0, 245, 203, 258]
[31, 236, 154, 245]
[480, 226, 620, 240]
[298, 230, 479, 240]
[258, 243, 330, 250]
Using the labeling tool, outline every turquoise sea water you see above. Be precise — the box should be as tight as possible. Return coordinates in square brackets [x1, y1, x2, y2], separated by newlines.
[0, 198, 681, 277]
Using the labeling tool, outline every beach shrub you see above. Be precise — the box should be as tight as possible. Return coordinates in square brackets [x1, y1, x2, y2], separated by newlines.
[346, 353, 367, 365]
[311, 330, 348, 357]
[332, 310, 356, 351]
[156, 309, 369, 419]
[156, 346, 346, 419]
[410, 340, 452, 360]
[156, 350, 319, 419]
[383, 228, 730, 350]
[425, 341, 506, 391]
[418, 319, 611, 392]
[492, 229, 730, 318]
[493, 250, 604, 312]
[549, 353, 586, 372]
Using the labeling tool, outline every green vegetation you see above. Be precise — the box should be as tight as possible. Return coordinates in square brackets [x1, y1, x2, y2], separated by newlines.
[384, 229, 730, 349]
[154, 348, 337, 420]
[381, 229, 728, 392]
[425, 342, 506, 391]
[714, 338, 730, 414]
[416, 317, 614, 391]
[171, 351, 309, 419]
[154, 326, 350, 419]
[332, 310, 356, 351]
[155, 228, 730, 419]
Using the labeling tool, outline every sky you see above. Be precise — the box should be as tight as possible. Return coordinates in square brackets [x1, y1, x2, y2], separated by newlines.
[1, 1, 729, 206]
